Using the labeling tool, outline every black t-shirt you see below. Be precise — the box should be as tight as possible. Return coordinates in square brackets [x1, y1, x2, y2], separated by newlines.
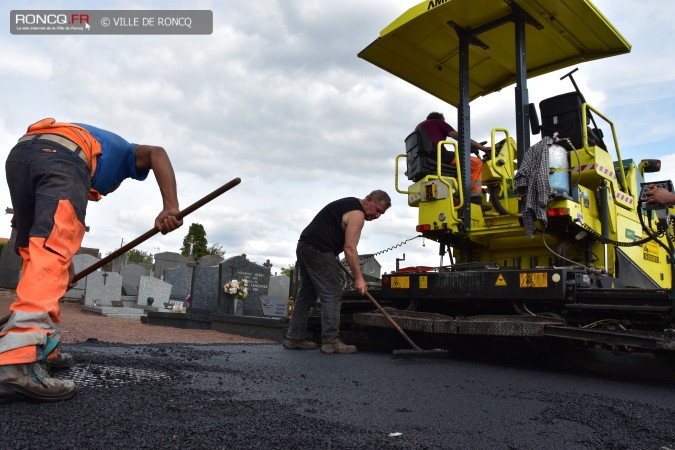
[299, 197, 364, 255]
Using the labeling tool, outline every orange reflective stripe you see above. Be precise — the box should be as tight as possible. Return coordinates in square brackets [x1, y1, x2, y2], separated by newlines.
[0, 345, 37, 365]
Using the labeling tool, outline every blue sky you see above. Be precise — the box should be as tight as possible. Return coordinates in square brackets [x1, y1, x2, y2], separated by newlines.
[1, 0, 674, 274]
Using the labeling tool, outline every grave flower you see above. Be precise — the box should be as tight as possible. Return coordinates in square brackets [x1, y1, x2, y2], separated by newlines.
[223, 278, 249, 299]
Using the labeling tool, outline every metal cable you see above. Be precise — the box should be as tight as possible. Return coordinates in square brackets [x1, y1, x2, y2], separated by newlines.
[365, 235, 423, 259]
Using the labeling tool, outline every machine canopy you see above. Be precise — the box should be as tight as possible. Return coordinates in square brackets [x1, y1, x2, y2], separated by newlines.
[358, 0, 631, 106]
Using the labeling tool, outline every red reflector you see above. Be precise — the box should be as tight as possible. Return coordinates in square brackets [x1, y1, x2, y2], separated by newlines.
[547, 207, 568, 217]
[416, 224, 431, 232]
[382, 277, 389, 284]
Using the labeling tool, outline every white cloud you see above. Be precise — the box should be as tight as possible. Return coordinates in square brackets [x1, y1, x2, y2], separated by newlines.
[1, 0, 674, 275]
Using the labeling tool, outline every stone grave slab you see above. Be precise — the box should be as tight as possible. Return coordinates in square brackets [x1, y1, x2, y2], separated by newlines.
[137, 276, 172, 308]
[84, 271, 123, 306]
[153, 251, 193, 279]
[0, 229, 22, 289]
[260, 275, 290, 318]
[189, 266, 220, 315]
[196, 254, 224, 267]
[163, 266, 193, 300]
[63, 253, 101, 300]
[120, 263, 150, 296]
[219, 255, 270, 316]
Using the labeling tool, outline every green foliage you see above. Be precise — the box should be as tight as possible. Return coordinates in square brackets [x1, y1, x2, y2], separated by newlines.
[0, 242, 5, 254]
[127, 249, 153, 269]
[206, 243, 226, 258]
[180, 223, 208, 260]
[281, 264, 295, 278]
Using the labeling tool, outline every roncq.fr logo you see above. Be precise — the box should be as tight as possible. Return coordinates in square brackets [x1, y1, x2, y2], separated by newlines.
[14, 13, 90, 26]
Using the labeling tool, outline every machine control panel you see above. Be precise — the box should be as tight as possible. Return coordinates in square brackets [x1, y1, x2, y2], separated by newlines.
[640, 180, 674, 210]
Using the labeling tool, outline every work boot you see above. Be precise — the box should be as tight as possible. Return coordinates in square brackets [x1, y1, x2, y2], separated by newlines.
[283, 338, 318, 350]
[0, 362, 76, 402]
[46, 352, 75, 372]
[471, 196, 492, 212]
[321, 338, 357, 354]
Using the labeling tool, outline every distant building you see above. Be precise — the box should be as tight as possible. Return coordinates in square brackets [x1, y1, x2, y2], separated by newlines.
[340, 254, 382, 282]
[78, 247, 100, 258]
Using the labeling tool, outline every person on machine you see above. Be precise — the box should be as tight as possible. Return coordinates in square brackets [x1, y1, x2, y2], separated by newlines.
[416, 112, 491, 211]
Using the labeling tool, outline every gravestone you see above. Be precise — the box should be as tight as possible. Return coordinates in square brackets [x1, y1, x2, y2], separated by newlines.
[196, 254, 224, 267]
[83, 271, 123, 306]
[0, 229, 22, 289]
[260, 275, 290, 318]
[153, 251, 193, 279]
[188, 266, 220, 315]
[219, 255, 270, 316]
[120, 264, 150, 296]
[110, 253, 128, 274]
[163, 266, 193, 300]
[64, 253, 101, 300]
[137, 276, 172, 307]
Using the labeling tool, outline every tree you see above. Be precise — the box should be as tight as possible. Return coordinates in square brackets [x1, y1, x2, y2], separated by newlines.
[281, 263, 295, 278]
[127, 249, 153, 269]
[206, 243, 226, 258]
[181, 223, 208, 260]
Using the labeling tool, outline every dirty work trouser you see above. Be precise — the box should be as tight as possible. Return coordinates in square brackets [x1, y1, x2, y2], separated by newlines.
[286, 241, 342, 344]
[0, 139, 89, 365]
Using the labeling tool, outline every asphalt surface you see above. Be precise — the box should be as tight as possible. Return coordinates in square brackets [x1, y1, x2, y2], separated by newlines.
[2, 341, 675, 449]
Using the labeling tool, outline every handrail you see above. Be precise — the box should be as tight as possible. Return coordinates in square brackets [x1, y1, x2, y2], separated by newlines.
[437, 140, 462, 210]
[395, 153, 409, 194]
[489, 128, 514, 212]
[581, 103, 629, 195]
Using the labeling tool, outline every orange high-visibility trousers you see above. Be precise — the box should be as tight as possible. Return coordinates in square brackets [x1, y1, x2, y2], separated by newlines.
[452, 155, 484, 196]
[0, 141, 89, 365]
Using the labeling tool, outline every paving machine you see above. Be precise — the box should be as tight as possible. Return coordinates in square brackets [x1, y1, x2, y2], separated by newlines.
[351, 0, 675, 354]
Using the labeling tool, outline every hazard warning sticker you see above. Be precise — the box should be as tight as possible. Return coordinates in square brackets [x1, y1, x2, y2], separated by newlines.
[643, 237, 659, 263]
[419, 276, 428, 289]
[519, 272, 548, 288]
[390, 276, 410, 289]
[495, 274, 507, 286]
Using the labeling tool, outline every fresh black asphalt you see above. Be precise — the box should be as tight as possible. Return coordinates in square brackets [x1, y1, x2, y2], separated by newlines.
[1, 342, 675, 449]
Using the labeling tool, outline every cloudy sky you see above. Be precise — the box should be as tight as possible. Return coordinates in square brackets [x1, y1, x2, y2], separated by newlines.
[1, 0, 674, 275]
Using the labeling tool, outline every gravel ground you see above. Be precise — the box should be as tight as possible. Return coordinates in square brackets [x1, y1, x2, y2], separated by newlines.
[0, 289, 272, 345]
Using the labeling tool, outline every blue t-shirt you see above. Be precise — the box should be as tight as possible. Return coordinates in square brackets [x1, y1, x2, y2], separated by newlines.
[74, 123, 150, 196]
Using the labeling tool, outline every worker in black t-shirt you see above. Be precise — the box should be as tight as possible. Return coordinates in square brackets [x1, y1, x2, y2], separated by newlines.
[283, 190, 391, 354]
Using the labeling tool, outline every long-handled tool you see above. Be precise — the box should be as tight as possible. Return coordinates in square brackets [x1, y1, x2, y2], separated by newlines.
[0, 177, 241, 327]
[338, 262, 448, 359]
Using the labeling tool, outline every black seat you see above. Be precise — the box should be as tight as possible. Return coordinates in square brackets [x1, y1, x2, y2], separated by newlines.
[405, 127, 457, 182]
[539, 92, 607, 151]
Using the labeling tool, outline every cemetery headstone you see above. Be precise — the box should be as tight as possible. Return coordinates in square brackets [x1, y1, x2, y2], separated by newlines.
[64, 253, 101, 300]
[163, 266, 193, 300]
[137, 276, 172, 308]
[219, 255, 270, 316]
[188, 266, 220, 314]
[260, 275, 290, 318]
[0, 228, 22, 289]
[153, 251, 193, 279]
[120, 263, 150, 296]
[196, 254, 224, 267]
[110, 253, 128, 274]
[84, 271, 123, 306]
